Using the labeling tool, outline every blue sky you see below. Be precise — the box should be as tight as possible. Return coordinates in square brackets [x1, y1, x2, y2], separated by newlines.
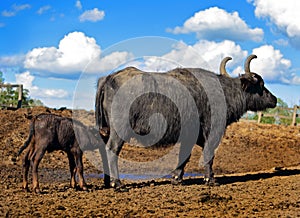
[0, 0, 299, 109]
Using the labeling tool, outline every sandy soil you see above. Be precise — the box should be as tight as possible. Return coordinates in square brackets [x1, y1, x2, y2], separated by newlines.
[0, 107, 299, 217]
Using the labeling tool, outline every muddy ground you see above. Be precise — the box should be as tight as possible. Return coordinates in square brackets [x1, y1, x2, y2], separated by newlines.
[0, 107, 299, 217]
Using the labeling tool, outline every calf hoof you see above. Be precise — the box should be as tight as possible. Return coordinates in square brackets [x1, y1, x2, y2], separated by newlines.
[81, 186, 88, 191]
[34, 188, 41, 194]
[171, 175, 183, 185]
[111, 179, 122, 189]
[23, 187, 30, 192]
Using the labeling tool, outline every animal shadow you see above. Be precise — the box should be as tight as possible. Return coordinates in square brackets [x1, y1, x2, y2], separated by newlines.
[183, 168, 300, 186]
[114, 168, 300, 191]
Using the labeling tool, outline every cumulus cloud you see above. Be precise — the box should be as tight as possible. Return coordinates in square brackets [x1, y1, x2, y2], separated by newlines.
[133, 40, 247, 74]
[79, 8, 105, 22]
[231, 44, 299, 84]
[130, 39, 299, 85]
[2, 4, 31, 17]
[24, 31, 131, 77]
[168, 7, 263, 42]
[75, 0, 82, 10]
[15, 71, 68, 98]
[250, 0, 300, 49]
[37, 5, 51, 15]
[249, 45, 300, 84]
[0, 55, 25, 67]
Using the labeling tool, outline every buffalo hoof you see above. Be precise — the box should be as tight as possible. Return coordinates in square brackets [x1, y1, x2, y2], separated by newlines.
[111, 179, 122, 189]
[204, 177, 219, 186]
[171, 175, 183, 185]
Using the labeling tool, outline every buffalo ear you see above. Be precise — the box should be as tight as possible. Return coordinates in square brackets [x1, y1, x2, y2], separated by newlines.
[240, 73, 260, 91]
[240, 77, 252, 91]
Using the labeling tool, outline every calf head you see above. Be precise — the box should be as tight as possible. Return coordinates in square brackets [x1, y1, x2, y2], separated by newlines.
[240, 54, 277, 111]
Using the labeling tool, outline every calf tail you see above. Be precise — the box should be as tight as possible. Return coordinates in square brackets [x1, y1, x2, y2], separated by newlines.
[17, 119, 35, 157]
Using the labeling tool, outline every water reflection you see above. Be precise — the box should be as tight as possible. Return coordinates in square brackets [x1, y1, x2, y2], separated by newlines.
[86, 172, 204, 180]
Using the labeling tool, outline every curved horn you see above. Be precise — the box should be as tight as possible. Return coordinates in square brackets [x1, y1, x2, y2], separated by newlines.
[219, 57, 232, 77]
[244, 54, 257, 73]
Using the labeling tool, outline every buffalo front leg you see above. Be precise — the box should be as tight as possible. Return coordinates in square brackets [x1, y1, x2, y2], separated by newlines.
[203, 156, 217, 186]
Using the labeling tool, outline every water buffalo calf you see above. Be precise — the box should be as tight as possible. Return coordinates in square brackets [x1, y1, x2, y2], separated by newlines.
[17, 113, 98, 193]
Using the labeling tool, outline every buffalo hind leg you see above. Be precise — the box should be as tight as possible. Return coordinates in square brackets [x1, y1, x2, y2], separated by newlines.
[171, 143, 193, 184]
[105, 131, 124, 188]
[171, 154, 191, 185]
[98, 135, 110, 188]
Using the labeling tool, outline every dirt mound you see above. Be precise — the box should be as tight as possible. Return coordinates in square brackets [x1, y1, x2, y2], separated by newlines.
[0, 107, 299, 217]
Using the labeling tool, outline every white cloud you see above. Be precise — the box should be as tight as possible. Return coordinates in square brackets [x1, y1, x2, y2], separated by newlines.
[168, 7, 263, 42]
[251, 0, 300, 48]
[134, 40, 247, 74]
[248, 45, 300, 84]
[0, 55, 25, 67]
[231, 44, 299, 85]
[2, 4, 31, 17]
[15, 71, 68, 98]
[24, 31, 132, 77]
[79, 8, 105, 22]
[37, 5, 51, 15]
[190, 40, 247, 72]
[86, 51, 134, 73]
[75, 0, 82, 10]
[129, 39, 299, 85]
[274, 39, 289, 47]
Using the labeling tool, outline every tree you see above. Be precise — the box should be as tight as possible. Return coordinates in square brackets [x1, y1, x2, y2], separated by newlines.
[0, 72, 44, 108]
[0, 71, 4, 84]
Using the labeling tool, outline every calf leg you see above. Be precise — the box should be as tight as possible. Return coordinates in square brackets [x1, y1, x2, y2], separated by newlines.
[73, 149, 87, 191]
[67, 152, 77, 189]
[22, 147, 33, 191]
[31, 147, 46, 193]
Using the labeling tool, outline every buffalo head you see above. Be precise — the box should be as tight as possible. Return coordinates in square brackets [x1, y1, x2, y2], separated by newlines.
[240, 54, 277, 111]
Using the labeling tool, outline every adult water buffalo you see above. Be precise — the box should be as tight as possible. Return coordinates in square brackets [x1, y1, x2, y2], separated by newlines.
[95, 55, 277, 188]
[17, 113, 100, 193]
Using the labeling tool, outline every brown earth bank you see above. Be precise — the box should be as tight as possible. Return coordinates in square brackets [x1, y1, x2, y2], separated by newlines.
[0, 107, 299, 217]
